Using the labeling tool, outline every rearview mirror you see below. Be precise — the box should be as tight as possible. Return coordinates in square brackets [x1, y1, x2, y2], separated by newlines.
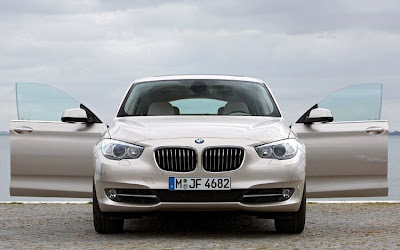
[305, 108, 333, 124]
[61, 108, 88, 123]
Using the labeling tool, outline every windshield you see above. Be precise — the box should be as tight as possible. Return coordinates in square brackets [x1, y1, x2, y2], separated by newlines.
[117, 79, 281, 117]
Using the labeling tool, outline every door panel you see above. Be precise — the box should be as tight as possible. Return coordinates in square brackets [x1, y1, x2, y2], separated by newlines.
[292, 83, 388, 198]
[10, 121, 106, 198]
[10, 83, 107, 198]
[292, 121, 388, 198]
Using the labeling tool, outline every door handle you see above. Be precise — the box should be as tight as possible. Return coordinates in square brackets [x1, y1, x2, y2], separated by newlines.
[365, 127, 385, 134]
[13, 127, 33, 134]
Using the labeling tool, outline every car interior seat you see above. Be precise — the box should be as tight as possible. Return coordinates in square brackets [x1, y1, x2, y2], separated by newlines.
[222, 102, 250, 115]
[147, 102, 176, 116]
[172, 106, 180, 115]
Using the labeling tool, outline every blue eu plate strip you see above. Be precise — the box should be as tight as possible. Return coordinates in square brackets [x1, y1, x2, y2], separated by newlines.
[169, 177, 175, 191]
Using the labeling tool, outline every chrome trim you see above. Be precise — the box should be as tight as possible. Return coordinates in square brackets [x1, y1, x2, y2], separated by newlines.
[13, 127, 33, 133]
[183, 149, 186, 171]
[117, 194, 157, 199]
[178, 148, 181, 171]
[242, 194, 283, 198]
[366, 127, 385, 133]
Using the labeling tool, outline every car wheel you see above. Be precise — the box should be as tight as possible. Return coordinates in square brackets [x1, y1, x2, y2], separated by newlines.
[274, 185, 306, 234]
[93, 185, 124, 234]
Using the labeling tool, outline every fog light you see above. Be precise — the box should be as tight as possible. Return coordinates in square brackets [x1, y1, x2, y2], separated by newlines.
[107, 189, 118, 201]
[282, 189, 291, 199]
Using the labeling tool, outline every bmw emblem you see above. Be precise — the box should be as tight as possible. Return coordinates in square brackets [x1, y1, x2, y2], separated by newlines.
[195, 138, 204, 144]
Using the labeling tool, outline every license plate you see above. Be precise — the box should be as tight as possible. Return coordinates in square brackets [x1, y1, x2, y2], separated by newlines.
[169, 177, 231, 190]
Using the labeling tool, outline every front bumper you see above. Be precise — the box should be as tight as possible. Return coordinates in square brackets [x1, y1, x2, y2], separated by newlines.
[94, 138, 306, 213]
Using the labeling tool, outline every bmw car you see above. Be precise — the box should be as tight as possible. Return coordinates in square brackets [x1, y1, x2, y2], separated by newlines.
[10, 75, 388, 234]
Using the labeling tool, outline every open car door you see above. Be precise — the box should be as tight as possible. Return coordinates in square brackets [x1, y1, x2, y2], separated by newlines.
[10, 83, 107, 198]
[291, 83, 388, 198]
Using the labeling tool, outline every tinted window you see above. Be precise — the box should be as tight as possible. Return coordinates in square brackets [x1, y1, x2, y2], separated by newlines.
[118, 79, 281, 117]
[16, 82, 80, 121]
[297, 83, 382, 123]
[318, 83, 382, 122]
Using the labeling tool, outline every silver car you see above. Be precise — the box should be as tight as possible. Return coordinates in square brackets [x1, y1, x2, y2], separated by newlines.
[10, 75, 388, 234]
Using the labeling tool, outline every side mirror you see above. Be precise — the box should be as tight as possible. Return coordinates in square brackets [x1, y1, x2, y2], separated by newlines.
[61, 108, 88, 123]
[305, 108, 334, 124]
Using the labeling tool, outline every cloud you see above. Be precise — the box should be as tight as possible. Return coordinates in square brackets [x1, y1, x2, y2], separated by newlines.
[0, 0, 399, 129]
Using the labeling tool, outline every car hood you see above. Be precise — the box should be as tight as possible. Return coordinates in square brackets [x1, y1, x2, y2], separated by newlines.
[108, 116, 290, 144]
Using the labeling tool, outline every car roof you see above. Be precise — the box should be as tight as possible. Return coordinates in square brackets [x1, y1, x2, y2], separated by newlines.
[133, 74, 264, 84]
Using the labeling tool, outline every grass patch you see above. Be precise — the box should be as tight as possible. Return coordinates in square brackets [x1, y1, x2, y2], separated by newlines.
[4, 202, 24, 205]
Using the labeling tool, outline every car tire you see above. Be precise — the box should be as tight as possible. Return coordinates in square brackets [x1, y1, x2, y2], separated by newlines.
[93, 185, 124, 234]
[274, 185, 306, 234]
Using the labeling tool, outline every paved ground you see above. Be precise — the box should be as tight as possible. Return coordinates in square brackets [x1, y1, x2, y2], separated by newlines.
[0, 203, 399, 249]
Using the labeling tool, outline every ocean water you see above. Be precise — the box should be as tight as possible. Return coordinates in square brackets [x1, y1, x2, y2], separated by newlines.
[388, 136, 400, 199]
[0, 135, 399, 201]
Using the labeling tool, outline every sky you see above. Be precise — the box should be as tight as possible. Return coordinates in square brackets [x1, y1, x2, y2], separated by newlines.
[0, 0, 399, 130]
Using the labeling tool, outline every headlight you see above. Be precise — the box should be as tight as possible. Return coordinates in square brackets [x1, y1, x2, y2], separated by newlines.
[101, 139, 144, 160]
[255, 138, 298, 160]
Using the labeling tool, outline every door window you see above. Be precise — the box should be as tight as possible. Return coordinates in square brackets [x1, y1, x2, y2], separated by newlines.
[16, 83, 80, 122]
[297, 83, 382, 123]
